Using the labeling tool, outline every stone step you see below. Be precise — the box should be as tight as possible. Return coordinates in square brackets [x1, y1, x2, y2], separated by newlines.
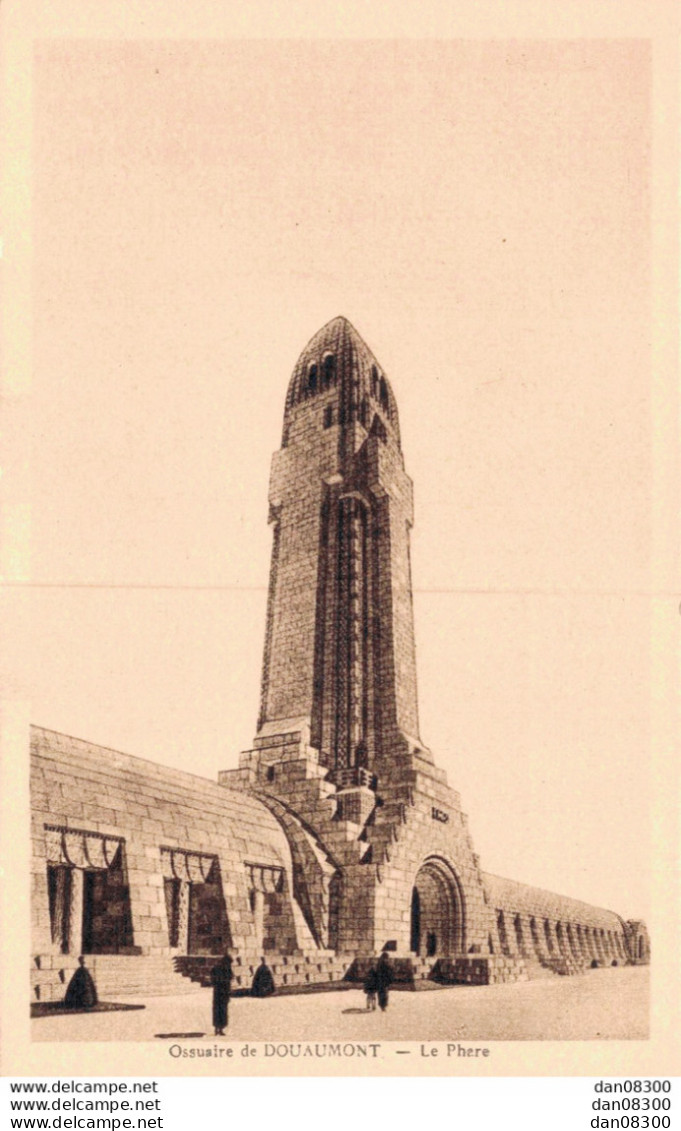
[523, 958, 562, 980]
[92, 957, 205, 997]
[99, 984, 202, 997]
[176, 953, 353, 991]
[31, 954, 204, 1000]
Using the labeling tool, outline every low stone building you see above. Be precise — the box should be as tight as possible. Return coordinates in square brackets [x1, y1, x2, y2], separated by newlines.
[30, 318, 649, 1004]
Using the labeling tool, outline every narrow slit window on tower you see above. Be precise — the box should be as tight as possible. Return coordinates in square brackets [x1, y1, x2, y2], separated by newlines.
[323, 405, 334, 429]
[307, 363, 318, 394]
[379, 375, 389, 410]
[371, 365, 379, 397]
[369, 414, 387, 443]
[323, 354, 336, 386]
[359, 398, 367, 426]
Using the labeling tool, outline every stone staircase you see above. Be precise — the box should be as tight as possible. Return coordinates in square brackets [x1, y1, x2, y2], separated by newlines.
[32, 954, 80, 1004]
[520, 951, 596, 978]
[31, 953, 204, 1003]
[221, 736, 373, 872]
[523, 956, 562, 980]
[431, 954, 528, 985]
[223, 733, 468, 882]
[176, 951, 353, 993]
[537, 954, 590, 977]
[344, 955, 435, 989]
[364, 795, 412, 867]
[88, 955, 204, 997]
[410, 955, 438, 984]
[259, 763, 372, 870]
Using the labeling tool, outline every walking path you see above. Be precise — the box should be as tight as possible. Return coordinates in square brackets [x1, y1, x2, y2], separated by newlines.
[32, 966, 648, 1043]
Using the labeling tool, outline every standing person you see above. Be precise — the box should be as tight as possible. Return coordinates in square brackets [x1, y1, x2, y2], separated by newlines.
[64, 955, 98, 1010]
[363, 963, 378, 1011]
[251, 957, 275, 997]
[375, 950, 394, 1013]
[210, 953, 233, 1036]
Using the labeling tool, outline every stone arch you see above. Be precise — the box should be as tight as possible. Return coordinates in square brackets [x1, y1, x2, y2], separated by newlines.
[543, 918, 554, 953]
[529, 916, 541, 958]
[625, 919, 650, 964]
[379, 375, 389, 410]
[497, 910, 511, 957]
[597, 930, 606, 962]
[513, 914, 527, 956]
[584, 926, 593, 958]
[555, 921, 567, 956]
[409, 857, 465, 958]
[322, 353, 336, 387]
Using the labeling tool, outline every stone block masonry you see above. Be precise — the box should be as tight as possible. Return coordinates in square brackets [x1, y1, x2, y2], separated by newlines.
[30, 317, 648, 1006]
[30, 727, 322, 1002]
[217, 317, 645, 982]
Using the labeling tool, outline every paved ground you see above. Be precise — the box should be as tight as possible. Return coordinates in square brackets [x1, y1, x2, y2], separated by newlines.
[32, 966, 648, 1043]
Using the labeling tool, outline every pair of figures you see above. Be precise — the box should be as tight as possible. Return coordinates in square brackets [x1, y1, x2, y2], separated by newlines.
[210, 954, 275, 1035]
[363, 951, 394, 1012]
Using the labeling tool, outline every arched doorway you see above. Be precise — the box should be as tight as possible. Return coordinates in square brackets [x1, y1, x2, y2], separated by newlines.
[409, 858, 464, 957]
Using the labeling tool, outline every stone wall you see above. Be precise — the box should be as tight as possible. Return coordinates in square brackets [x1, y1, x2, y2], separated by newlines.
[30, 726, 319, 1001]
[29, 318, 649, 1008]
[482, 872, 637, 967]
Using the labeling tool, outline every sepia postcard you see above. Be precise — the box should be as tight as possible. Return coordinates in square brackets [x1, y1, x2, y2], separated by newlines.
[0, 0, 678, 1079]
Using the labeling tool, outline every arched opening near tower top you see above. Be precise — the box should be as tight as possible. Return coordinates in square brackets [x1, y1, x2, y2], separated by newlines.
[409, 857, 465, 958]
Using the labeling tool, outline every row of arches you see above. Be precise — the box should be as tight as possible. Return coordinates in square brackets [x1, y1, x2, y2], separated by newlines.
[494, 909, 628, 965]
[301, 353, 337, 398]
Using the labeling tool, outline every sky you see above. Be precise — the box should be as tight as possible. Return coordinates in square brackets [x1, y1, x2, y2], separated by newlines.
[27, 39, 655, 919]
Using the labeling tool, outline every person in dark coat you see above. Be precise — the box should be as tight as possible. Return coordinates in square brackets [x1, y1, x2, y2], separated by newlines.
[210, 954, 233, 1035]
[251, 957, 275, 997]
[375, 950, 394, 1012]
[363, 965, 378, 1011]
[64, 956, 98, 1010]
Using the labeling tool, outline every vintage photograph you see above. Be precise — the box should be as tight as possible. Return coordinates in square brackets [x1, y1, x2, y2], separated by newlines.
[3, 23, 675, 1078]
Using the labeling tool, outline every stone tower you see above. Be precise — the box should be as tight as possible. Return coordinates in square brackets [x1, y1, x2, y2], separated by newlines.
[221, 318, 523, 978]
[29, 317, 646, 1000]
[259, 317, 423, 783]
